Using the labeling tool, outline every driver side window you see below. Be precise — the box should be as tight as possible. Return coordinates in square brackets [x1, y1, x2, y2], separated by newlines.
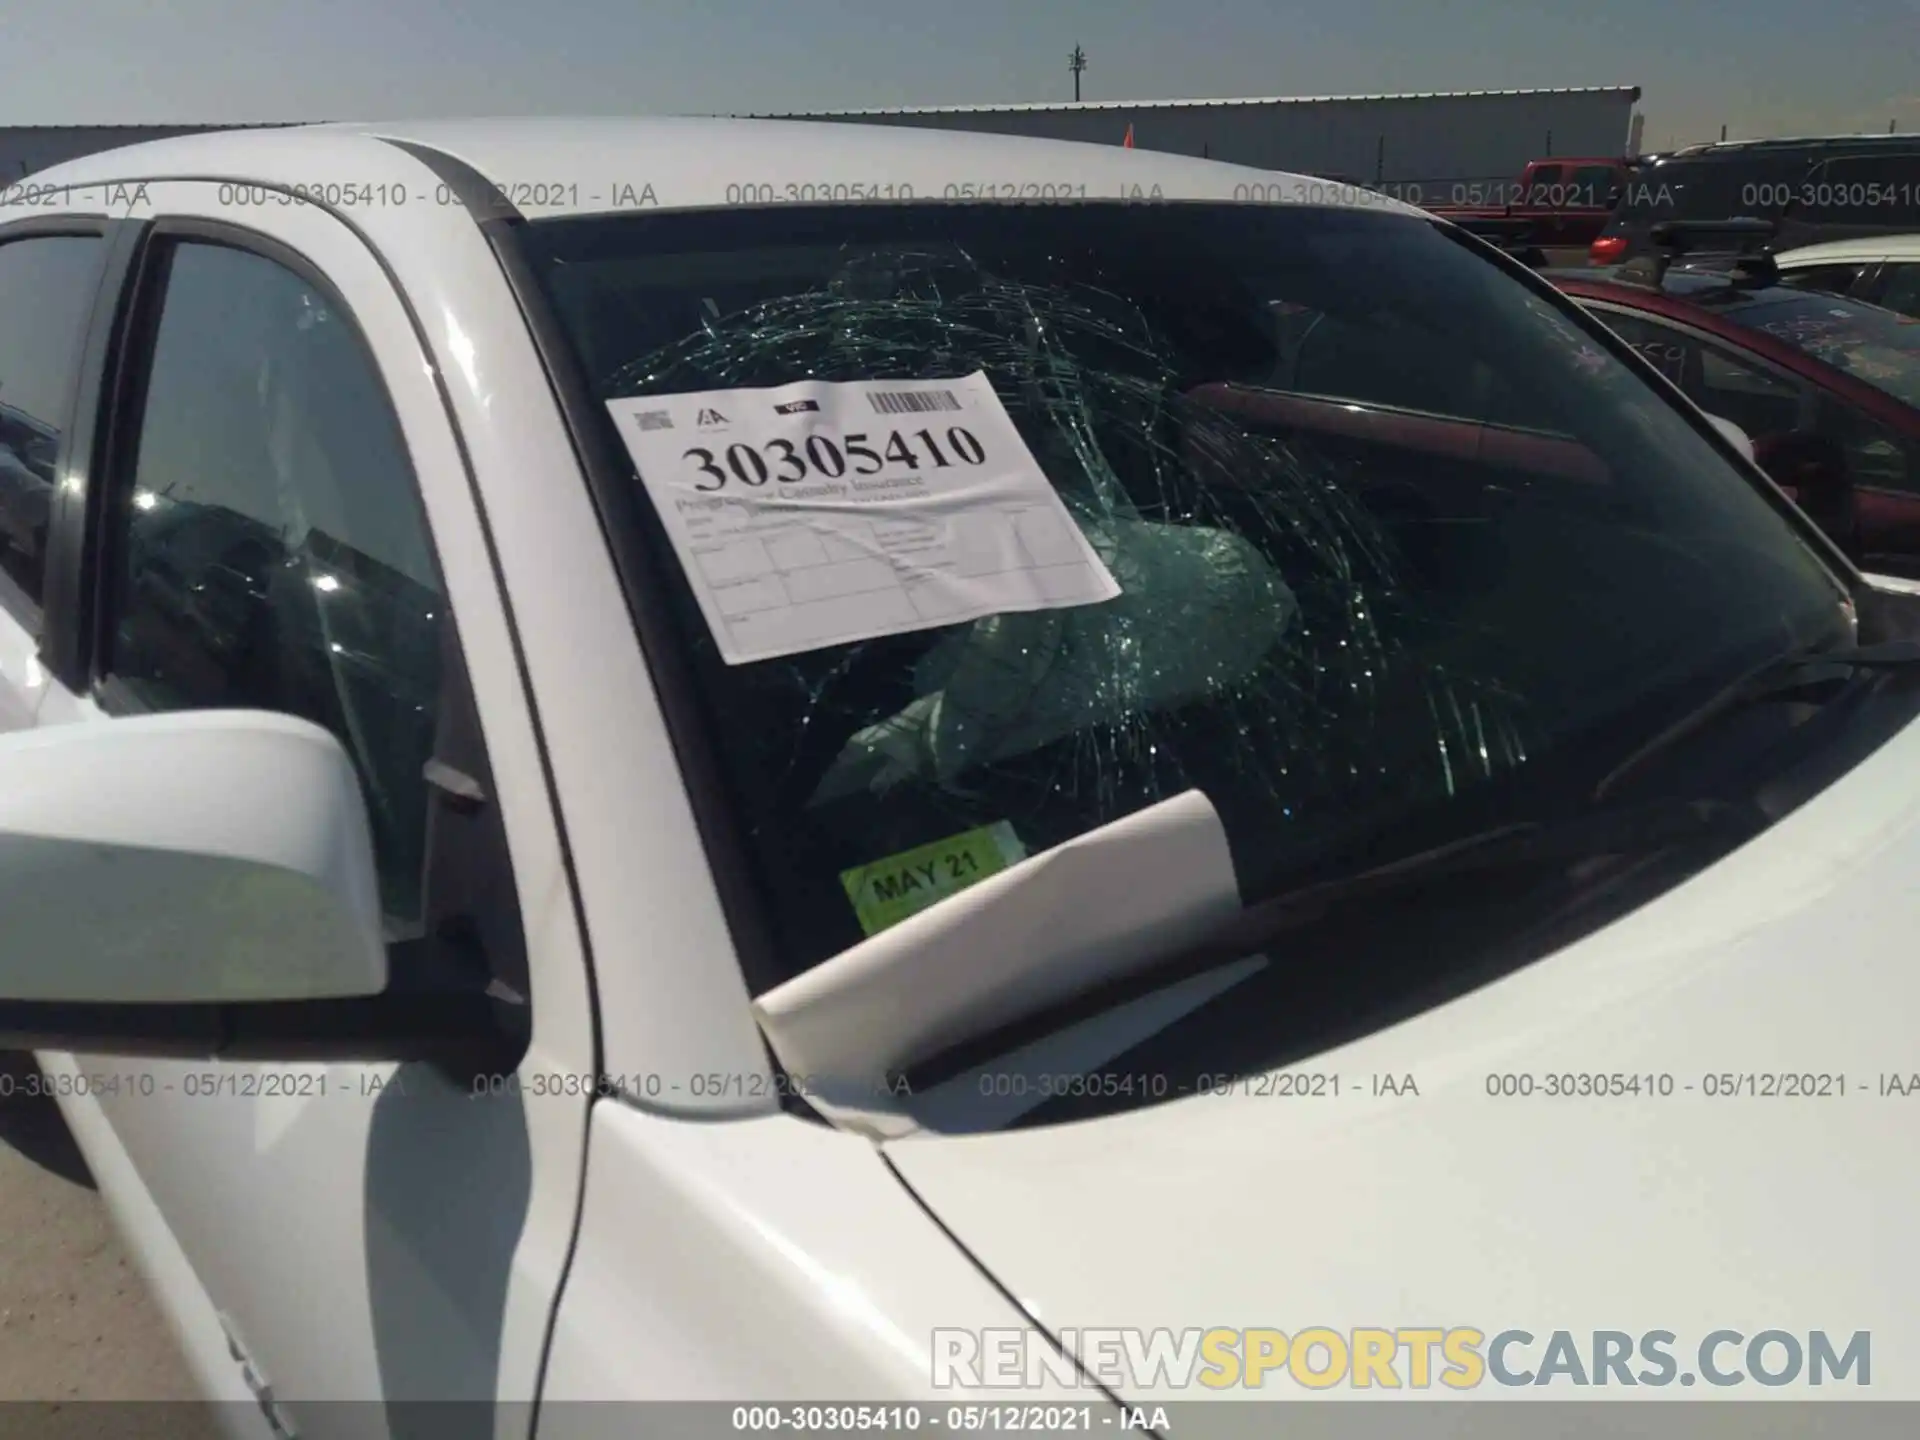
[100, 238, 447, 930]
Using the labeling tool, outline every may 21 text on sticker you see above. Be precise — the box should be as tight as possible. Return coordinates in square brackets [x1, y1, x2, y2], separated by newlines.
[605, 371, 1120, 665]
[839, 821, 1028, 937]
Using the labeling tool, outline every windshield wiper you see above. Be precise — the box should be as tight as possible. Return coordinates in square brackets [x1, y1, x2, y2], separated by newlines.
[1189, 795, 1762, 964]
[1594, 638, 1920, 802]
[1209, 641, 1920, 956]
[902, 793, 1760, 1091]
[902, 643, 1920, 1093]
[1175, 642, 1920, 985]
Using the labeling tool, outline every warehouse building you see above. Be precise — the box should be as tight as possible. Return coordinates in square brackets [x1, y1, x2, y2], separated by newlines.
[752, 87, 1644, 195]
[0, 90, 1642, 197]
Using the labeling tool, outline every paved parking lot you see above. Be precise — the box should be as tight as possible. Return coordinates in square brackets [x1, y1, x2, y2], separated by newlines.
[0, 1050, 206, 1402]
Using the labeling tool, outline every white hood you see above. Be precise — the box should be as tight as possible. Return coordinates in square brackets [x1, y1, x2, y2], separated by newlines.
[884, 705, 1920, 1402]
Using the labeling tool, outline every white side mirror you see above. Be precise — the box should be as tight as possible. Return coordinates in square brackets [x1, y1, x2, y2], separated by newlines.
[1705, 413, 1755, 461]
[0, 710, 387, 1005]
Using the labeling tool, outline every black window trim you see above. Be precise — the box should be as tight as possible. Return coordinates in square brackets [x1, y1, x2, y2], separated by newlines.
[0, 212, 116, 638]
[67, 208, 536, 1048]
[41, 216, 142, 683]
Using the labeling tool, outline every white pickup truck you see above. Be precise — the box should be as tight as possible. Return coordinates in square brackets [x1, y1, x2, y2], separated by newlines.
[0, 117, 1914, 1439]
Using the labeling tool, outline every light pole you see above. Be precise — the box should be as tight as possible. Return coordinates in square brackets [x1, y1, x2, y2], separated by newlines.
[1070, 45, 1087, 103]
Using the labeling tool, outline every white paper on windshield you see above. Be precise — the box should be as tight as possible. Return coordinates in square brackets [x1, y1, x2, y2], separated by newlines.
[753, 788, 1242, 1090]
[605, 371, 1121, 665]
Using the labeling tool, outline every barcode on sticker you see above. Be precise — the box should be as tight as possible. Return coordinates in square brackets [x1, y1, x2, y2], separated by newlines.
[636, 410, 673, 431]
[868, 389, 962, 414]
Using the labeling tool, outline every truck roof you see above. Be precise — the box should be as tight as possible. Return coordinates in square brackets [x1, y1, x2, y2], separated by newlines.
[19, 116, 1428, 223]
[1663, 133, 1918, 159]
[1777, 232, 1920, 266]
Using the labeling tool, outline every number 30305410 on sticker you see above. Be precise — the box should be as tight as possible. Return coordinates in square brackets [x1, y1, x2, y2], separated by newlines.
[678, 424, 990, 491]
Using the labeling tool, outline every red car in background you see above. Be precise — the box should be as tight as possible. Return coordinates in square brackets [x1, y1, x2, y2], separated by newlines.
[1426, 156, 1631, 262]
[1540, 257, 1920, 578]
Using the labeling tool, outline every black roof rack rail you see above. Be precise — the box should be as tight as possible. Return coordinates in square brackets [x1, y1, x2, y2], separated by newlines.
[1648, 217, 1776, 246]
[1645, 217, 1778, 287]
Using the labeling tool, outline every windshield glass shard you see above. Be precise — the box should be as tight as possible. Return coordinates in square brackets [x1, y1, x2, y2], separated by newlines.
[521, 201, 1856, 991]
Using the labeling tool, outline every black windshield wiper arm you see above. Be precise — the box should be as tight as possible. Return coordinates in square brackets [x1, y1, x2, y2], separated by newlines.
[903, 642, 1920, 1091]
[1173, 642, 1920, 995]
[1178, 794, 1761, 974]
[1594, 638, 1920, 803]
[901, 792, 1757, 1093]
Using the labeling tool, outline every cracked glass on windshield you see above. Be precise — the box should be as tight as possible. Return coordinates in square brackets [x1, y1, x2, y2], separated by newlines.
[521, 202, 1851, 988]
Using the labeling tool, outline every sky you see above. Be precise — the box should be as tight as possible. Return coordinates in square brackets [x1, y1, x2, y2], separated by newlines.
[0, 0, 1913, 151]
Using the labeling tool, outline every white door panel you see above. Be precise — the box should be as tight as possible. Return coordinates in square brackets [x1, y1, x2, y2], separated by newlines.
[28, 178, 597, 1437]
[537, 1100, 1083, 1412]
[40, 1048, 282, 1440]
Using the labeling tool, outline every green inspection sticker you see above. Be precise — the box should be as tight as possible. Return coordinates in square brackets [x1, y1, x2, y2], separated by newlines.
[840, 821, 1028, 937]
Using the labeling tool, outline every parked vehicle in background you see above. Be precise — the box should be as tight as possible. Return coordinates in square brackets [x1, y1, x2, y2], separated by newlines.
[1590, 134, 1920, 268]
[1545, 240, 1920, 577]
[1775, 232, 1920, 319]
[1428, 155, 1629, 259]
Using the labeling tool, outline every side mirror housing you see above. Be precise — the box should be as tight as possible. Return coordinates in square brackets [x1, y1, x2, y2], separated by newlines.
[0, 710, 509, 1067]
[0, 710, 385, 1003]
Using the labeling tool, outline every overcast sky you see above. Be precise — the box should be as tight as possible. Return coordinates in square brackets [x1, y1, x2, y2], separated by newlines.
[0, 0, 1913, 151]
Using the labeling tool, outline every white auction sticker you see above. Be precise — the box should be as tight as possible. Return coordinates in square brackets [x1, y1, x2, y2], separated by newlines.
[606, 371, 1122, 665]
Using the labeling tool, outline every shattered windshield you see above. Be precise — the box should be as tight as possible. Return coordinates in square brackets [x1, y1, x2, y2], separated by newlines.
[521, 202, 1851, 988]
